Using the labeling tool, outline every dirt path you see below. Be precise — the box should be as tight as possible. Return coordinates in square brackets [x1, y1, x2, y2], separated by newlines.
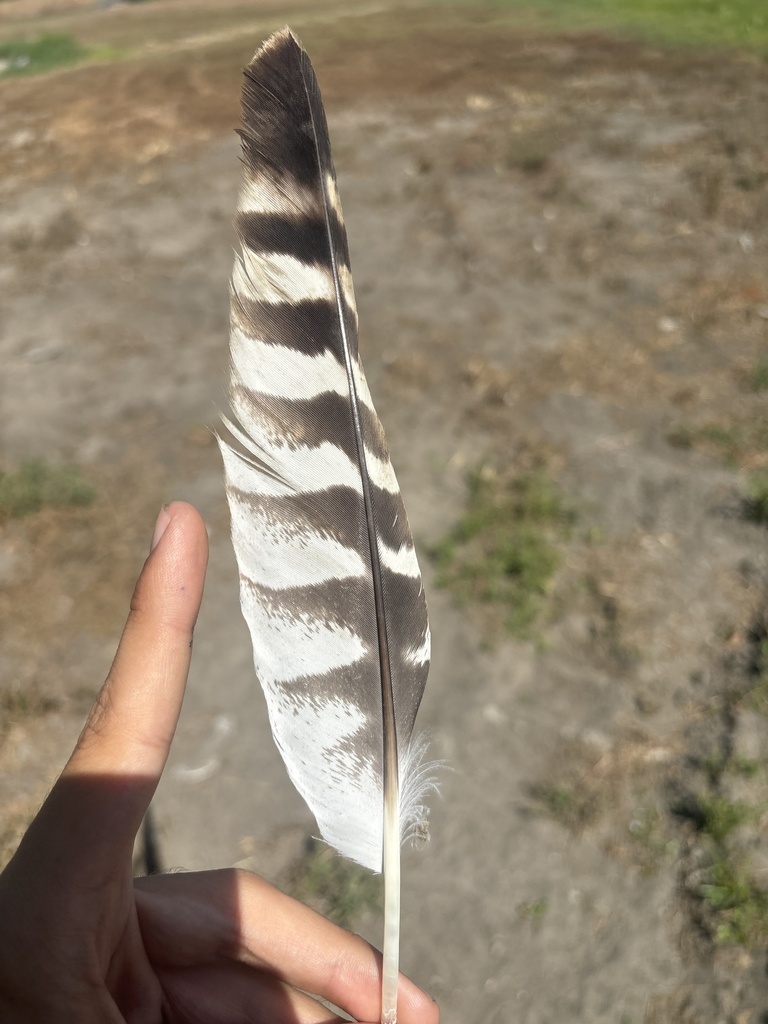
[2, 5, 768, 1022]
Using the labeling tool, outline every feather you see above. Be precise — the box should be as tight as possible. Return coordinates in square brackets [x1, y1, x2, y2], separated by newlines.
[217, 29, 435, 1023]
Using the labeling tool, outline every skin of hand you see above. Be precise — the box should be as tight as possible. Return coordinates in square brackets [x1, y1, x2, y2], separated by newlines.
[0, 502, 439, 1024]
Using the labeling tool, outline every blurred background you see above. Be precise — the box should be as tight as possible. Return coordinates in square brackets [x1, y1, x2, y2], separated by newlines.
[1, 1, 768, 1021]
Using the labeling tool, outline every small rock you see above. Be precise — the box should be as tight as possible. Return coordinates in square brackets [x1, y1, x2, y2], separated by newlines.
[739, 231, 755, 254]
[658, 316, 680, 333]
[635, 692, 661, 715]
[466, 93, 493, 111]
[581, 728, 612, 753]
[482, 703, 508, 725]
[9, 129, 35, 150]
[23, 343, 61, 364]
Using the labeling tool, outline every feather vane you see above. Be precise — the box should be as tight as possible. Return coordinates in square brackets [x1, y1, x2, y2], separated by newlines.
[218, 26, 433, 905]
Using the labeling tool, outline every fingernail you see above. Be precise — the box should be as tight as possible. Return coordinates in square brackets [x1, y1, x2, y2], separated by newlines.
[150, 504, 172, 553]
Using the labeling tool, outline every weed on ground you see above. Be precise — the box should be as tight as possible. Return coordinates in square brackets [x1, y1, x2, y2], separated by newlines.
[693, 796, 768, 946]
[668, 418, 768, 470]
[282, 840, 382, 929]
[0, 34, 90, 78]
[0, 459, 95, 519]
[438, 0, 768, 54]
[429, 464, 575, 637]
[529, 777, 604, 830]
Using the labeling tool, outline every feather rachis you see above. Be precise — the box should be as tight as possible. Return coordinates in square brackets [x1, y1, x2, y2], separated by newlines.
[220, 32, 434, 1019]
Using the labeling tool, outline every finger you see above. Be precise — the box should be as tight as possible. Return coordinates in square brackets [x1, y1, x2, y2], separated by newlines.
[68, 501, 208, 781]
[157, 960, 369, 1024]
[235, 871, 437, 1024]
[135, 870, 439, 1024]
[31, 503, 209, 872]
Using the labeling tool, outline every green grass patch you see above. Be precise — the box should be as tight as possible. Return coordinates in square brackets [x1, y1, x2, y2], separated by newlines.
[435, 0, 768, 54]
[732, 756, 760, 778]
[668, 418, 768, 469]
[0, 459, 96, 519]
[283, 840, 381, 929]
[530, 777, 602, 830]
[0, 687, 59, 724]
[429, 466, 575, 636]
[518, 896, 549, 920]
[0, 34, 90, 78]
[692, 795, 768, 946]
[698, 795, 751, 845]
[701, 858, 768, 945]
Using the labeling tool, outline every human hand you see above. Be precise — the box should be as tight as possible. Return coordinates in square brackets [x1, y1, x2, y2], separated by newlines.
[0, 502, 439, 1024]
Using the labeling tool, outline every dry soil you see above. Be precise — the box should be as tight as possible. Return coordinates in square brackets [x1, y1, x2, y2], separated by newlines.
[2, 3, 768, 1022]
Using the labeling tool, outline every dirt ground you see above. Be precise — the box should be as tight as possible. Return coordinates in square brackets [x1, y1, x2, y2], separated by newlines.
[2, 2, 768, 1021]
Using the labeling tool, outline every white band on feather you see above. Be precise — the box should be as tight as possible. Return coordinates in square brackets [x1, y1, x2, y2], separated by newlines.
[229, 499, 367, 588]
[246, 599, 367, 686]
[230, 327, 350, 401]
[239, 173, 319, 219]
[378, 540, 422, 579]
[236, 249, 335, 306]
[221, 432, 365, 497]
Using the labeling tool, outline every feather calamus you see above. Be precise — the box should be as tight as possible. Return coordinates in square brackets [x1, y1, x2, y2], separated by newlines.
[217, 29, 435, 1023]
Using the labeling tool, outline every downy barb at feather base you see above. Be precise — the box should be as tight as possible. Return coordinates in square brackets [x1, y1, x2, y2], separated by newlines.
[217, 29, 436, 1024]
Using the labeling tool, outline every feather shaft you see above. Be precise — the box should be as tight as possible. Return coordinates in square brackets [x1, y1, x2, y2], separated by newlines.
[382, 794, 401, 1023]
[219, 29, 435, 1023]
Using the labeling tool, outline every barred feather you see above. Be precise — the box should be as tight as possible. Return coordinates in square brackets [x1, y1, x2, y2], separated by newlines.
[218, 28, 432, 887]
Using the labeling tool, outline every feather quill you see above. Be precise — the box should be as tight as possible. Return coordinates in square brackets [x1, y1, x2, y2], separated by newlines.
[218, 29, 434, 1023]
